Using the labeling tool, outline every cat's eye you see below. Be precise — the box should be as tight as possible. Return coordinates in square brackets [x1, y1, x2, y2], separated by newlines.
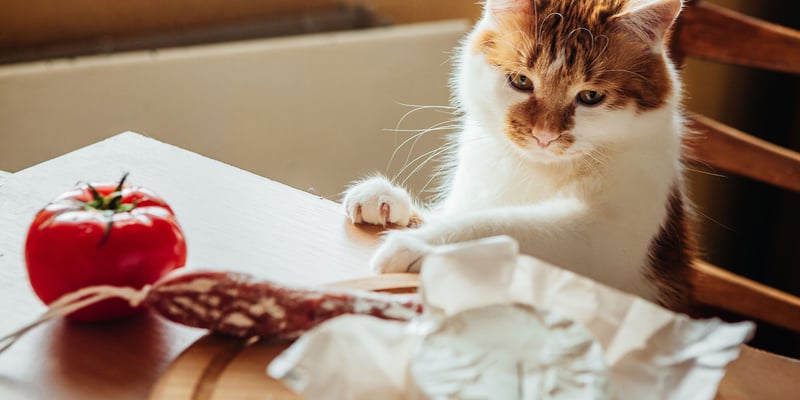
[576, 90, 606, 106]
[507, 74, 534, 92]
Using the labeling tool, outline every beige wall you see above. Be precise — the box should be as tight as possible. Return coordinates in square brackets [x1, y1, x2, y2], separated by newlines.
[0, 1, 481, 200]
[0, 21, 468, 202]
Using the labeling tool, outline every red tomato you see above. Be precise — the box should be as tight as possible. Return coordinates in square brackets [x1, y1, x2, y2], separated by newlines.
[24, 174, 187, 321]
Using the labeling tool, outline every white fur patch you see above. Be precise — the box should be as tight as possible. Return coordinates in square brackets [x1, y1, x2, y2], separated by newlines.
[342, 176, 417, 227]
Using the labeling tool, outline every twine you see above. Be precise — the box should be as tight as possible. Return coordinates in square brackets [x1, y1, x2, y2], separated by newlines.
[0, 284, 151, 354]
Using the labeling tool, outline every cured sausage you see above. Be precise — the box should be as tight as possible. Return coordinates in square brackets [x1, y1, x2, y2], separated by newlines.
[1, 270, 423, 353]
[147, 271, 423, 338]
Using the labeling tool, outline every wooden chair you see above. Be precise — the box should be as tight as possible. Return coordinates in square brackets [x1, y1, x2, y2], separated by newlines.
[671, 1, 800, 336]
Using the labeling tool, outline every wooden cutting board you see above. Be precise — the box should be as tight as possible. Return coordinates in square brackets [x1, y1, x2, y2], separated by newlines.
[149, 272, 800, 400]
[149, 273, 420, 400]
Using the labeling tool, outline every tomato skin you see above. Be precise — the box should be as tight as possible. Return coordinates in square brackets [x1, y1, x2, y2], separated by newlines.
[24, 180, 187, 321]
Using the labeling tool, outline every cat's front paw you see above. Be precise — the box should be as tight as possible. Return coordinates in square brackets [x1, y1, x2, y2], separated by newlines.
[371, 230, 433, 273]
[342, 176, 418, 227]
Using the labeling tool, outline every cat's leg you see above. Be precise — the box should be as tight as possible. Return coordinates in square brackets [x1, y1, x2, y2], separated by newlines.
[370, 198, 659, 299]
[371, 198, 590, 273]
[342, 175, 422, 227]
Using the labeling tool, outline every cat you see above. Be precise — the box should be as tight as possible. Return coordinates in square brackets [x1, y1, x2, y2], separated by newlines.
[343, 0, 694, 310]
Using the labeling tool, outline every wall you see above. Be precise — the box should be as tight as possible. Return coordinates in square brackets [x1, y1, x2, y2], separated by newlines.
[0, 1, 480, 200]
[0, 20, 468, 201]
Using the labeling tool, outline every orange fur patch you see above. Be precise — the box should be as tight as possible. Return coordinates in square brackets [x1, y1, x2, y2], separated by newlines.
[471, 0, 675, 149]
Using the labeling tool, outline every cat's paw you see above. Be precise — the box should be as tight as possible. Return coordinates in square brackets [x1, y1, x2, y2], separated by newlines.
[370, 230, 433, 273]
[342, 176, 417, 227]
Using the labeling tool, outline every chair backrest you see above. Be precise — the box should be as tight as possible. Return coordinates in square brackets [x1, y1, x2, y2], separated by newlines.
[669, 1, 800, 333]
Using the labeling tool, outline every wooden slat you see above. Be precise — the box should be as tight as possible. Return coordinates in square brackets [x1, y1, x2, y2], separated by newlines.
[690, 259, 800, 333]
[676, 1, 800, 75]
[683, 113, 800, 193]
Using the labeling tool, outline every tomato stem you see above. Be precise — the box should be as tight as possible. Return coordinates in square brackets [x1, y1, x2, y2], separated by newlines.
[83, 173, 131, 247]
[107, 172, 129, 211]
[85, 173, 131, 212]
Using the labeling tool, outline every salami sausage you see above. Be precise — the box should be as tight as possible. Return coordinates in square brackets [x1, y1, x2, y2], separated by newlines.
[146, 271, 423, 338]
[1, 270, 423, 353]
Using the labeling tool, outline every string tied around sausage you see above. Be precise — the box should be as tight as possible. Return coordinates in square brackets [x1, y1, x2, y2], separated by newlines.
[0, 284, 151, 354]
[0, 270, 423, 355]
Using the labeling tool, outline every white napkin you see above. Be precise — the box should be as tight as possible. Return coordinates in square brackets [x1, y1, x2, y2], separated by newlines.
[268, 236, 754, 400]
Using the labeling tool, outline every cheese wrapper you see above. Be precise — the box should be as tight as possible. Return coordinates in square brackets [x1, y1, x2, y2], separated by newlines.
[268, 236, 754, 400]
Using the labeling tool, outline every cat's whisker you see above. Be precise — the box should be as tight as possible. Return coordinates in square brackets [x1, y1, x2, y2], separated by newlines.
[386, 131, 427, 175]
[384, 120, 460, 138]
[694, 208, 735, 232]
[567, 27, 594, 42]
[589, 78, 618, 86]
[382, 124, 462, 134]
[389, 121, 461, 175]
[510, 29, 536, 62]
[574, 145, 610, 171]
[440, 49, 459, 67]
[398, 145, 454, 187]
[490, 29, 535, 66]
[538, 13, 565, 39]
[390, 104, 456, 138]
[683, 167, 728, 179]
[579, 154, 604, 174]
[595, 35, 610, 53]
[532, 3, 540, 43]
[681, 152, 720, 173]
[402, 150, 446, 189]
[384, 105, 457, 173]
[392, 102, 456, 112]
[418, 161, 449, 196]
[393, 140, 456, 181]
[588, 35, 611, 68]
[603, 68, 654, 86]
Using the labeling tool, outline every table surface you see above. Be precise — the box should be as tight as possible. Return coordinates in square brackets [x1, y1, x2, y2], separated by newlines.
[0, 132, 383, 400]
[0, 132, 797, 399]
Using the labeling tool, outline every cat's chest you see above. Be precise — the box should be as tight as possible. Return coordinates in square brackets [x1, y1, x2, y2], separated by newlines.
[443, 145, 580, 212]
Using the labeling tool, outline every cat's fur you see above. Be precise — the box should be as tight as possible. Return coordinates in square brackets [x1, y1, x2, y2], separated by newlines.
[343, 0, 694, 309]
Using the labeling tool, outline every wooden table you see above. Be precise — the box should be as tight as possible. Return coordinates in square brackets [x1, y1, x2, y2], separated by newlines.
[0, 132, 384, 399]
[0, 132, 797, 399]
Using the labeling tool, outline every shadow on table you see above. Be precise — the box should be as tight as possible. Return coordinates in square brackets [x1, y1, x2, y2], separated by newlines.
[45, 311, 202, 400]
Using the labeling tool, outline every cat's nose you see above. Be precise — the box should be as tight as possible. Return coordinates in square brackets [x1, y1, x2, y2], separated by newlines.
[531, 130, 561, 148]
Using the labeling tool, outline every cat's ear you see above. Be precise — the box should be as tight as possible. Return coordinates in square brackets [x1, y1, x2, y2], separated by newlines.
[485, 0, 532, 16]
[613, 0, 683, 47]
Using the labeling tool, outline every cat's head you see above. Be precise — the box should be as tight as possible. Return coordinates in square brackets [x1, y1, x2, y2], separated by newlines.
[455, 0, 682, 162]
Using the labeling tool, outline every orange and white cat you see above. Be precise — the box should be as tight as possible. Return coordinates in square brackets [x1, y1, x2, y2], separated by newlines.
[343, 0, 694, 308]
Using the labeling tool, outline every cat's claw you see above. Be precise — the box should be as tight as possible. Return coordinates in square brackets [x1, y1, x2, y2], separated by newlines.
[370, 230, 433, 273]
[343, 176, 417, 227]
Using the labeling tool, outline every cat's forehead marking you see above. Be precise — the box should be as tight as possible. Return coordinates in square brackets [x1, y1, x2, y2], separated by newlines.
[474, 0, 673, 112]
[529, 2, 621, 79]
[478, 2, 621, 79]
